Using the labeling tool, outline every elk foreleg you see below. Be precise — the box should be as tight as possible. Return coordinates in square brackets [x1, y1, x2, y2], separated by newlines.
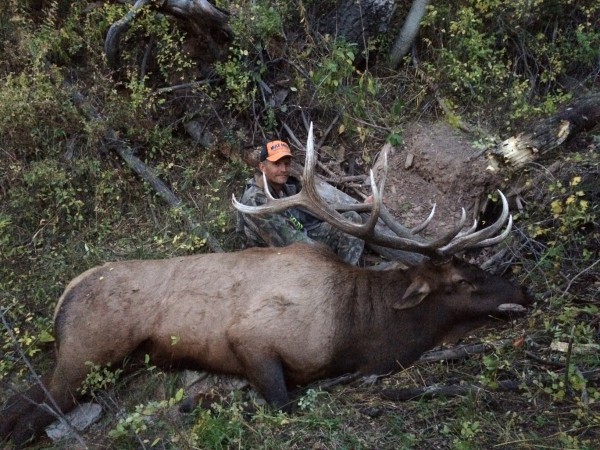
[245, 356, 292, 411]
[228, 337, 291, 411]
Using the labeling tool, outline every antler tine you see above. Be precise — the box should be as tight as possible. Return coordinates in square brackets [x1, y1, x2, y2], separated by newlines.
[410, 203, 436, 234]
[421, 207, 468, 249]
[438, 191, 511, 255]
[303, 121, 317, 189]
[263, 171, 276, 201]
[364, 168, 383, 234]
[300, 123, 382, 236]
[232, 174, 303, 215]
[232, 176, 303, 214]
[364, 147, 388, 235]
[454, 218, 478, 239]
[472, 214, 513, 248]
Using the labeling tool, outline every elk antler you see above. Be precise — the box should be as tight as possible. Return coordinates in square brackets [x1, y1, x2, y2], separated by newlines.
[233, 123, 513, 259]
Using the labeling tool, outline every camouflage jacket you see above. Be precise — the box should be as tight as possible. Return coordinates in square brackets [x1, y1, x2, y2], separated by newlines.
[237, 174, 322, 247]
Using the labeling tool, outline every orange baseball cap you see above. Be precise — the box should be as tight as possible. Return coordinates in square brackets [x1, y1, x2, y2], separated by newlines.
[260, 140, 292, 162]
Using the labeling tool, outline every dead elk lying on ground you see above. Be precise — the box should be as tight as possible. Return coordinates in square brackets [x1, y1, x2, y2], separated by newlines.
[0, 127, 531, 447]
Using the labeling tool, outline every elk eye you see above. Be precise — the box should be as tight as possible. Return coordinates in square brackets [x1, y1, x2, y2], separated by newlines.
[458, 279, 472, 288]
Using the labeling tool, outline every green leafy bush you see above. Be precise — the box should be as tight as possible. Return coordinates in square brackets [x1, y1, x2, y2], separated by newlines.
[421, 0, 599, 124]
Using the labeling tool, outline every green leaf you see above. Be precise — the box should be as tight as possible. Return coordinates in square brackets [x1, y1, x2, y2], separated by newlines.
[38, 330, 55, 343]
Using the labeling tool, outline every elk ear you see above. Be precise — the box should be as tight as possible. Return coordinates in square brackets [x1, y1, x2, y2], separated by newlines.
[393, 279, 431, 310]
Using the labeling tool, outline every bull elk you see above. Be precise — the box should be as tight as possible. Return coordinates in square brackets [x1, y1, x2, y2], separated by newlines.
[0, 125, 531, 447]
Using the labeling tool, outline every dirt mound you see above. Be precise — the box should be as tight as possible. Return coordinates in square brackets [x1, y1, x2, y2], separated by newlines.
[383, 121, 500, 237]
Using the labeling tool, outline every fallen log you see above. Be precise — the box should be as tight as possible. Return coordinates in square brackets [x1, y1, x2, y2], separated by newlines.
[380, 366, 600, 403]
[107, 137, 224, 253]
[487, 93, 600, 171]
[69, 87, 224, 253]
[380, 380, 520, 401]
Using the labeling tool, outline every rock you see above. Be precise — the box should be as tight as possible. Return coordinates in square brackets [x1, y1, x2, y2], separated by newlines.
[45, 402, 102, 441]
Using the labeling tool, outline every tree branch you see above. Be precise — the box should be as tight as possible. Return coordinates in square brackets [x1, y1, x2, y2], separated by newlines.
[69, 86, 224, 253]
[380, 379, 521, 401]
[1, 309, 89, 448]
[380, 369, 600, 402]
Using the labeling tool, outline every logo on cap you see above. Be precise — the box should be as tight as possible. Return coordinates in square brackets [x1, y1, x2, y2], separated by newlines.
[260, 140, 292, 162]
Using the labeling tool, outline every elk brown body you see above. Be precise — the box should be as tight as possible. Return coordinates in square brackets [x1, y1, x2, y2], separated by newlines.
[1, 243, 530, 446]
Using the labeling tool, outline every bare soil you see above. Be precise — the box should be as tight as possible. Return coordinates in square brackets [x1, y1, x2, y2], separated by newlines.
[381, 121, 501, 237]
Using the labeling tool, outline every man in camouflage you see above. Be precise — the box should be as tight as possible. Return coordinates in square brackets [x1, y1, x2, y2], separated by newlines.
[238, 139, 365, 265]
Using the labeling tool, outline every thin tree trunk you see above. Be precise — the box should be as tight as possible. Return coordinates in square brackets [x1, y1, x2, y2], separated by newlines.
[389, 0, 430, 69]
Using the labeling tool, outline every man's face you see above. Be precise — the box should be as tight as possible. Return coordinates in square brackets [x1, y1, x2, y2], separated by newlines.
[260, 156, 292, 189]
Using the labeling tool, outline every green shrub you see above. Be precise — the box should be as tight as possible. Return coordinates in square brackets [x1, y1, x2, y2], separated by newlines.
[421, 0, 599, 124]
